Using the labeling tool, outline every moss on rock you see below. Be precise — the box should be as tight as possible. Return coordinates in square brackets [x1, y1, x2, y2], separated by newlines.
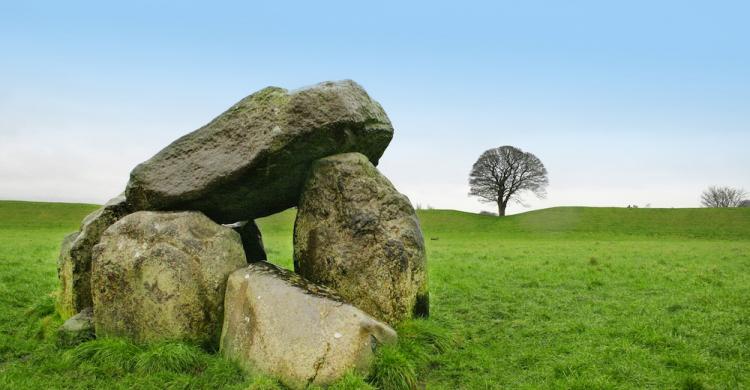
[293, 153, 428, 325]
[91, 211, 246, 347]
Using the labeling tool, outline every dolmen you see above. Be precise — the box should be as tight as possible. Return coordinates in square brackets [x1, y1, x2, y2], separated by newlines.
[55, 80, 428, 388]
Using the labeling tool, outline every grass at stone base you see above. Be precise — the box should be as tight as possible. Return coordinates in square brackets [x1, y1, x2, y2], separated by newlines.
[1, 201, 750, 388]
[0, 201, 447, 389]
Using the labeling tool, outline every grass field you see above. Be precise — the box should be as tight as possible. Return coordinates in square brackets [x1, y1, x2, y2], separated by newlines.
[1, 200, 749, 389]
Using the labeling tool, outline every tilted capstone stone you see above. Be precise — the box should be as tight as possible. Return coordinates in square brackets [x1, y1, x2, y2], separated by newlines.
[220, 261, 397, 389]
[125, 80, 394, 224]
[91, 211, 246, 346]
[293, 152, 429, 325]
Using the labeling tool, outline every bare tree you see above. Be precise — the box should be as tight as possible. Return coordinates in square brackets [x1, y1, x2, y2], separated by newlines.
[700, 186, 747, 208]
[468, 145, 548, 216]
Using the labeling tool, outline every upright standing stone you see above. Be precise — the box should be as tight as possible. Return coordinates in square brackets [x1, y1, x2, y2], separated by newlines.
[92, 211, 246, 346]
[294, 153, 428, 325]
[220, 262, 397, 389]
[125, 80, 394, 223]
[56, 231, 79, 317]
[229, 220, 267, 262]
[57, 194, 131, 319]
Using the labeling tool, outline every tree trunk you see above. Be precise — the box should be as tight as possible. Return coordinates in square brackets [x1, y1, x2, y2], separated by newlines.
[497, 201, 506, 217]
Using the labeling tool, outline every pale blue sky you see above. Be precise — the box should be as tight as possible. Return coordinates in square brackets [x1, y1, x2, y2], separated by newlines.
[1, 1, 748, 214]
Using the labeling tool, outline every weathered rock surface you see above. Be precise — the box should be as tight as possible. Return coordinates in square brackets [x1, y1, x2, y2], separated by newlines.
[294, 153, 429, 325]
[57, 194, 131, 319]
[125, 80, 394, 223]
[57, 307, 95, 346]
[92, 211, 246, 345]
[229, 221, 267, 262]
[220, 262, 397, 389]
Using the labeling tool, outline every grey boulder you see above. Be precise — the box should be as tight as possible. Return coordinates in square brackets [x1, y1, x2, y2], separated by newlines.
[125, 80, 394, 223]
[91, 211, 246, 346]
[57, 194, 131, 319]
[220, 262, 397, 389]
[294, 153, 429, 325]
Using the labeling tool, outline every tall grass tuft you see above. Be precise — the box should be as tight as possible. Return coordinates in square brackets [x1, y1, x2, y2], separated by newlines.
[245, 374, 283, 389]
[134, 342, 206, 374]
[368, 345, 418, 390]
[397, 319, 454, 354]
[23, 294, 60, 340]
[24, 294, 56, 318]
[327, 371, 375, 390]
[186, 356, 248, 388]
[681, 376, 707, 390]
[65, 338, 143, 373]
[366, 319, 455, 388]
[393, 319, 455, 369]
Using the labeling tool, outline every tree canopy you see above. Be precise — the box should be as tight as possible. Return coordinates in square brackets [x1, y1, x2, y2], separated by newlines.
[469, 146, 548, 216]
[700, 186, 747, 208]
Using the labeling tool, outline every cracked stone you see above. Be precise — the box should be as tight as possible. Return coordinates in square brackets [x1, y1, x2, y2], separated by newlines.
[220, 262, 397, 389]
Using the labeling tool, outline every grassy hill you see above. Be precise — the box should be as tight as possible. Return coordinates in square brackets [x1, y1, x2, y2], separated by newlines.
[420, 207, 750, 239]
[0, 200, 99, 230]
[3, 200, 747, 239]
[260, 205, 750, 237]
[418, 206, 750, 239]
[257, 207, 750, 270]
[1, 201, 749, 389]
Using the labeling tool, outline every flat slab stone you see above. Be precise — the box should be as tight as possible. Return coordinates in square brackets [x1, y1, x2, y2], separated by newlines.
[220, 262, 397, 389]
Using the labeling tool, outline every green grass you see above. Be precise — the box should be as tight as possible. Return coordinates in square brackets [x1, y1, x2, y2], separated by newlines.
[1, 201, 749, 389]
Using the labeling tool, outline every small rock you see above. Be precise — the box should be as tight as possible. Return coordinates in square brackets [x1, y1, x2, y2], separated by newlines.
[57, 307, 94, 346]
[220, 262, 397, 389]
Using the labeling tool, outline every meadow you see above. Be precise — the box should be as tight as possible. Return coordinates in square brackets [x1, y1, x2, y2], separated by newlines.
[0, 200, 748, 389]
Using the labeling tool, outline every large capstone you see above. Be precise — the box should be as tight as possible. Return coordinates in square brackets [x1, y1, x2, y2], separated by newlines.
[220, 262, 397, 389]
[91, 211, 246, 346]
[125, 80, 394, 223]
[57, 194, 131, 319]
[293, 153, 429, 325]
